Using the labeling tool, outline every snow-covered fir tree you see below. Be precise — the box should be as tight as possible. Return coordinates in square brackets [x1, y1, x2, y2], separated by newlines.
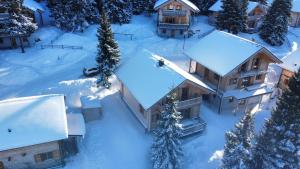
[96, 9, 120, 89]
[104, 0, 132, 24]
[190, 0, 216, 13]
[251, 69, 300, 169]
[144, 0, 156, 15]
[0, 0, 37, 37]
[220, 111, 255, 169]
[151, 93, 184, 169]
[131, 0, 145, 15]
[259, 0, 292, 46]
[239, 0, 248, 32]
[49, 0, 98, 32]
[216, 0, 242, 34]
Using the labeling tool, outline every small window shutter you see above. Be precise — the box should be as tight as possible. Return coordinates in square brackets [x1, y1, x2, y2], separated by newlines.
[34, 154, 42, 163]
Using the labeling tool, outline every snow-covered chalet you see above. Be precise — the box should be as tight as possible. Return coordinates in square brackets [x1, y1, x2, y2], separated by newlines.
[0, 95, 85, 169]
[154, 0, 200, 38]
[116, 50, 214, 136]
[185, 30, 282, 114]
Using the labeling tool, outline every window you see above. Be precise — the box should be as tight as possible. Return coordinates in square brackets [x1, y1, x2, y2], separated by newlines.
[284, 78, 289, 85]
[7, 157, 11, 162]
[176, 5, 181, 10]
[22, 37, 28, 42]
[139, 104, 144, 114]
[240, 62, 247, 72]
[239, 99, 246, 105]
[256, 74, 263, 80]
[162, 29, 166, 34]
[214, 73, 220, 80]
[252, 58, 260, 69]
[228, 97, 234, 103]
[229, 78, 237, 85]
[0, 38, 3, 44]
[35, 151, 56, 163]
[180, 30, 183, 35]
[168, 4, 174, 10]
[22, 153, 27, 157]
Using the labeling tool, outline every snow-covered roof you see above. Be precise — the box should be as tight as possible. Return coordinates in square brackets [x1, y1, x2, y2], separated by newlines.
[184, 30, 281, 76]
[23, 0, 44, 12]
[223, 84, 273, 99]
[292, 0, 300, 12]
[280, 48, 300, 72]
[0, 94, 68, 151]
[154, 0, 200, 12]
[67, 113, 86, 137]
[116, 50, 214, 110]
[209, 0, 259, 13]
[80, 96, 102, 109]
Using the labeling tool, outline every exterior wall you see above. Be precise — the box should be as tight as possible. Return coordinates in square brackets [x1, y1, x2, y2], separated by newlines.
[289, 12, 300, 27]
[278, 69, 294, 90]
[82, 107, 102, 122]
[220, 95, 262, 114]
[156, 0, 193, 37]
[0, 36, 30, 49]
[0, 141, 63, 169]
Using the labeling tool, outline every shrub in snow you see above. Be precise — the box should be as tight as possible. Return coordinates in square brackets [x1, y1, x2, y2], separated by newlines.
[151, 93, 184, 169]
[104, 0, 132, 24]
[0, 0, 37, 36]
[251, 68, 300, 169]
[96, 9, 120, 89]
[259, 0, 292, 46]
[216, 0, 243, 34]
[220, 111, 254, 169]
[49, 0, 99, 32]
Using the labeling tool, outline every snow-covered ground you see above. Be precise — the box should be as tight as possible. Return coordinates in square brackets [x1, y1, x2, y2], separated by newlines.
[0, 15, 299, 169]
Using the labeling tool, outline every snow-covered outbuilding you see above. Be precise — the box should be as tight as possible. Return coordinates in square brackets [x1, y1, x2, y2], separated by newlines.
[116, 50, 214, 136]
[80, 96, 102, 122]
[185, 30, 282, 114]
[0, 94, 85, 169]
[154, 0, 200, 38]
[289, 0, 300, 27]
[278, 49, 300, 90]
[208, 0, 267, 29]
[22, 0, 45, 26]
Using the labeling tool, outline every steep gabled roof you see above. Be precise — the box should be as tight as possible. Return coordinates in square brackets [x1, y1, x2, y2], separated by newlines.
[0, 94, 68, 151]
[209, 0, 260, 13]
[280, 48, 300, 72]
[154, 0, 200, 12]
[184, 30, 281, 77]
[116, 50, 213, 110]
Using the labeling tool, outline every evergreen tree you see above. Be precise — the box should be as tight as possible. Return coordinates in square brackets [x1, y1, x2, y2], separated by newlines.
[251, 68, 300, 169]
[220, 111, 255, 169]
[49, 0, 98, 31]
[104, 0, 132, 24]
[259, 0, 292, 46]
[131, 0, 145, 15]
[239, 0, 248, 32]
[190, 0, 216, 13]
[96, 9, 120, 89]
[216, 0, 242, 34]
[0, 0, 37, 37]
[151, 93, 184, 169]
[144, 0, 156, 15]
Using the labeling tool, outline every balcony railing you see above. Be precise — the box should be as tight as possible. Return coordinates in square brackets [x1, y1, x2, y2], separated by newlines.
[180, 117, 207, 137]
[162, 9, 187, 16]
[158, 23, 189, 29]
[239, 69, 268, 78]
[176, 97, 202, 109]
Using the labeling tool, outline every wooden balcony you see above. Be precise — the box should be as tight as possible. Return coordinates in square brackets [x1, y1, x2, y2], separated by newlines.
[158, 23, 189, 30]
[162, 9, 187, 16]
[239, 69, 268, 78]
[176, 97, 202, 109]
[181, 117, 207, 137]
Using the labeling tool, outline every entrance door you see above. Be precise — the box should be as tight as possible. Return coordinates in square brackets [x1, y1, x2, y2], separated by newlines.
[0, 161, 4, 169]
[181, 108, 191, 120]
[181, 87, 189, 101]
[11, 38, 17, 48]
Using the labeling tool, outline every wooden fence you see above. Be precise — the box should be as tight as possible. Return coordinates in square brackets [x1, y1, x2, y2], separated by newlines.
[40, 44, 83, 50]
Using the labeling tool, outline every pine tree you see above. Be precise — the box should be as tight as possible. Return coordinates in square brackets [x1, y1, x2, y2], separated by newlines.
[96, 9, 120, 89]
[259, 0, 292, 46]
[0, 0, 37, 36]
[144, 0, 156, 15]
[104, 0, 132, 24]
[49, 0, 98, 31]
[151, 93, 184, 169]
[251, 68, 300, 169]
[220, 111, 254, 169]
[190, 0, 216, 13]
[239, 0, 248, 32]
[216, 0, 242, 34]
[131, 0, 145, 15]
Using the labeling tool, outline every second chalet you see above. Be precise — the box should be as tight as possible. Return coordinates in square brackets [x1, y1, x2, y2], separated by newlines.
[116, 50, 214, 136]
[185, 30, 282, 114]
[154, 0, 200, 38]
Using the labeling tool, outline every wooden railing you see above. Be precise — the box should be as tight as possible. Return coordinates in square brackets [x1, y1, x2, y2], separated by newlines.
[239, 69, 268, 78]
[176, 97, 202, 109]
[162, 10, 187, 16]
[181, 117, 207, 137]
[158, 23, 189, 29]
[40, 44, 83, 50]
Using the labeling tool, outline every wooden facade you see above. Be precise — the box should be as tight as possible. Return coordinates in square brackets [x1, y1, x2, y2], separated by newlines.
[278, 68, 294, 90]
[289, 11, 300, 27]
[0, 141, 64, 169]
[190, 50, 277, 114]
[120, 80, 210, 136]
[155, 0, 199, 37]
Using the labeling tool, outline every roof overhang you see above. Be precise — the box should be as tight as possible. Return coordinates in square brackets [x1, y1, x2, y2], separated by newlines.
[154, 0, 200, 12]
